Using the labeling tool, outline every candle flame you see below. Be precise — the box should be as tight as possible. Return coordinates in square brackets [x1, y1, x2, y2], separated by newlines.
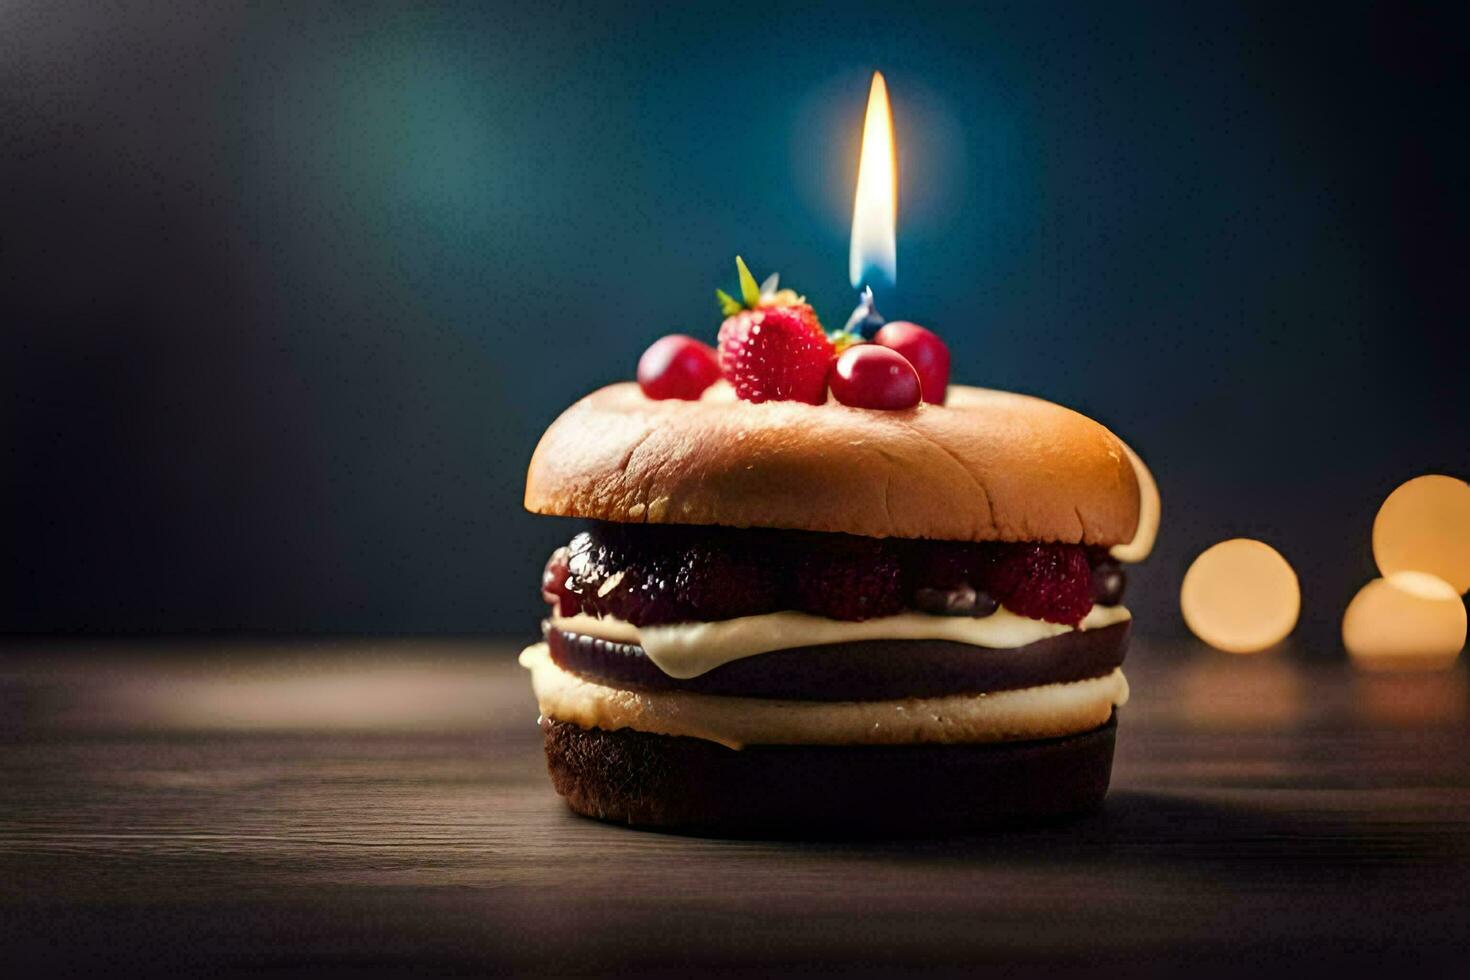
[850, 71, 897, 290]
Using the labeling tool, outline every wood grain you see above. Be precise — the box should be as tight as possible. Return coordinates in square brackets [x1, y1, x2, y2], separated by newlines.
[2, 637, 1468, 977]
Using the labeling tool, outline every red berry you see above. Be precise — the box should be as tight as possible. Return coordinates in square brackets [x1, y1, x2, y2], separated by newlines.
[909, 540, 987, 591]
[673, 541, 780, 622]
[829, 345, 922, 410]
[637, 335, 721, 400]
[717, 305, 832, 404]
[558, 524, 780, 626]
[541, 547, 581, 616]
[981, 543, 1093, 625]
[873, 322, 949, 404]
[793, 537, 905, 621]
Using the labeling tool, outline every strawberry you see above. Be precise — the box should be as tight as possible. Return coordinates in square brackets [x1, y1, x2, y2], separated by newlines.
[715, 257, 833, 404]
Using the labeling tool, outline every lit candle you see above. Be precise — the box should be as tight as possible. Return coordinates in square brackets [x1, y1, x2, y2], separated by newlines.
[844, 71, 898, 338]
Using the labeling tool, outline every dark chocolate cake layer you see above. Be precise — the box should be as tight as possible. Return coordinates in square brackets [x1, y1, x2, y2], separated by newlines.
[542, 716, 1117, 837]
[546, 620, 1129, 701]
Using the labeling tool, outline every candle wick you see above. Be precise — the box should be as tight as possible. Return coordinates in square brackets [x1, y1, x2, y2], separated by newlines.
[844, 285, 886, 338]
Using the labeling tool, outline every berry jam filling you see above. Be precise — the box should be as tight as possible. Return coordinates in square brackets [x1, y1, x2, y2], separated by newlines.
[541, 523, 1126, 628]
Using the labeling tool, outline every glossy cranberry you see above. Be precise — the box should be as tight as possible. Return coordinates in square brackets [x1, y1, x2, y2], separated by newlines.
[541, 546, 581, 616]
[873, 322, 950, 404]
[637, 334, 722, 400]
[829, 345, 922, 410]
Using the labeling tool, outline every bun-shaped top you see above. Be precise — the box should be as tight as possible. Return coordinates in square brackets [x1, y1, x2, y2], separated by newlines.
[525, 383, 1140, 545]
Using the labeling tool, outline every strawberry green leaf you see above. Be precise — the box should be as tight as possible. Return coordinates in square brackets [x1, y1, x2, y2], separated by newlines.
[735, 256, 762, 309]
[759, 272, 780, 297]
[715, 288, 743, 317]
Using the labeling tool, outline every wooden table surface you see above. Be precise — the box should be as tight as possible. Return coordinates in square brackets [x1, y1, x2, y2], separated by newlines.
[3, 637, 1468, 977]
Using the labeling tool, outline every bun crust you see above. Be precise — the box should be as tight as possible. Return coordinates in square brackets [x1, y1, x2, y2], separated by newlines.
[525, 383, 1140, 545]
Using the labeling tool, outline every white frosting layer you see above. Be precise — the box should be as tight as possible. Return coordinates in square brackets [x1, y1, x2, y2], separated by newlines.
[551, 604, 1131, 680]
[1110, 441, 1160, 563]
[520, 643, 1129, 749]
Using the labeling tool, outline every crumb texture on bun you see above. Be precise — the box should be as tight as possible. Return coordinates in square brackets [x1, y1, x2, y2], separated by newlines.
[526, 383, 1140, 545]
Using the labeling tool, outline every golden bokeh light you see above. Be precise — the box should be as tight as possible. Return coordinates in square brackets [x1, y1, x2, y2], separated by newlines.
[1180, 539, 1300, 654]
[1372, 474, 1470, 594]
[1110, 441, 1160, 564]
[1342, 571, 1466, 671]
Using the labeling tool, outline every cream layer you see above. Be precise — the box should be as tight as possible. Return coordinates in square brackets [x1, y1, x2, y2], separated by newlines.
[519, 643, 1129, 750]
[550, 604, 1131, 679]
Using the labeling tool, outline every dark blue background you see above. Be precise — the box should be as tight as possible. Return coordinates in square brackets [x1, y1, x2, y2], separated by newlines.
[2, 1, 1466, 646]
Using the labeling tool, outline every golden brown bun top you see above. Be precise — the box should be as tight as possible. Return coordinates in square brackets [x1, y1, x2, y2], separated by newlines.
[525, 383, 1140, 545]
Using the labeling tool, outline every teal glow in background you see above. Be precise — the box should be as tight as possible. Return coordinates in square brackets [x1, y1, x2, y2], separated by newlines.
[1, 1, 1465, 645]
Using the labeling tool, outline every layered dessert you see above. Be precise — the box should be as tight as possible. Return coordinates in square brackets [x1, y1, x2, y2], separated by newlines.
[520, 260, 1157, 835]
